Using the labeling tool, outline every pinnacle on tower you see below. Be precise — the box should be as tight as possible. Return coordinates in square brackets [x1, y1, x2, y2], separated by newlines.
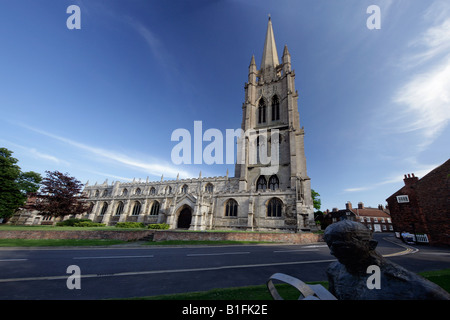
[282, 45, 291, 73]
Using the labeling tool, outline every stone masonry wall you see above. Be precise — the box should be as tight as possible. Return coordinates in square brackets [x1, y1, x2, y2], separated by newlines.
[152, 230, 323, 244]
[0, 230, 154, 241]
[0, 230, 323, 244]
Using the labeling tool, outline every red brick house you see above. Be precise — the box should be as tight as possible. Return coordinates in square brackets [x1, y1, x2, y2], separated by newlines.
[386, 159, 450, 246]
[350, 202, 393, 232]
[322, 201, 392, 232]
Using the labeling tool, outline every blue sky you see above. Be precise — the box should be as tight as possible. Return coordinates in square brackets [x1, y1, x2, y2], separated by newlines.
[1, 0, 449, 212]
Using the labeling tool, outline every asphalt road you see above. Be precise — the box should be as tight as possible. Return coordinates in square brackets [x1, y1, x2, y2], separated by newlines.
[0, 233, 449, 300]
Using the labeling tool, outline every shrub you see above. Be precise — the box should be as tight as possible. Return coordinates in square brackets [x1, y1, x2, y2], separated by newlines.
[115, 222, 145, 229]
[56, 218, 92, 227]
[73, 221, 105, 227]
[147, 223, 170, 230]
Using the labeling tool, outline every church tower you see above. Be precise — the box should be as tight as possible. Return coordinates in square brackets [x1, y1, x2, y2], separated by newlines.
[80, 17, 315, 233]
[236, 17, 315, 230]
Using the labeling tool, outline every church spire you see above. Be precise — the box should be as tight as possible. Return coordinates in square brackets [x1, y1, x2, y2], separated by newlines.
[260, 16, 279, 72]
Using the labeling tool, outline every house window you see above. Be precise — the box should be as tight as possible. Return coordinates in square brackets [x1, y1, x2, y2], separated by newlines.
[267, 198, 282, 217]
[373, 217, 378, 223]
[225, 199, 238, 217]
[271, 95, 280, 121]
[258, 99, 266, 124]
[115, 201, 124, 216]
[150, 201, 160, 216]
[268, 175, 279, 190]
[387, 218, 391, 223]
[396, 195, 409, 203]
[131, 201, 141, 216]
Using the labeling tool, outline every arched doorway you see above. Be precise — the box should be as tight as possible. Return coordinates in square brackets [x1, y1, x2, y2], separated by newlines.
[177, 207, 192, 229]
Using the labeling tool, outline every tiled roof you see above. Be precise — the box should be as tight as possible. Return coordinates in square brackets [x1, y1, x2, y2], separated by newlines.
[351, 208, 390, 217]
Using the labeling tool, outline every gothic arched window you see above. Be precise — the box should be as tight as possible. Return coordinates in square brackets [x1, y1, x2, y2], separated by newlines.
[150, 201, 160, 216]
[150, 187, 156, 195]
[205, 183, 214, 193]
[100, 202, 108, 216]
[268, 175, 279, 190]
[87, 202, 94, 214]
[122, 189, 128, 196]
[258, 99, 266, 124]
[135, 188, 141, 195]
[271, 95, 280, 121]
[267, 198, 282, 217]
[131, 201, 141, 216]
[115, 201, 124, 216]
[181, 184, 188, 194]
[256, 176, 267, 191]
[225, 199, 238, 217]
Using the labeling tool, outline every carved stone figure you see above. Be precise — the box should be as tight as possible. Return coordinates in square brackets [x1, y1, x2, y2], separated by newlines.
[323, 220, 450, 300]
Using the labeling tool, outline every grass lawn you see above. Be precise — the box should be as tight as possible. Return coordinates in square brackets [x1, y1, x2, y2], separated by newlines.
[125, 282, 329, 300]
[0, 225, 138, 231]
[0, 238, 127, 247]
[125, 269, 450, 300]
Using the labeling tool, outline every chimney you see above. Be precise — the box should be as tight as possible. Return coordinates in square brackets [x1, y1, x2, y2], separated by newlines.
[345, 201, 352, 210]
[378, 204, 384, 210]
[403, 173, 419, 187]
[358, 202, 364, 209]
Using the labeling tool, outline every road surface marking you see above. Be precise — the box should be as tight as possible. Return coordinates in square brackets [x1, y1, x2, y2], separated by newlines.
[186, 252, 250, 257]
[0, 259, 337, 283]
[273, 249, 319, 253]
[73, 255, 154, 260]
[0, 259, 28, 262]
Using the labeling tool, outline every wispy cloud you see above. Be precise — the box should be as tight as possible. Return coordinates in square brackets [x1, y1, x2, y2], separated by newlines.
[391, 2, 450, 150]
[86, 170, 134, 183]
[16, 123, 192, 179]
[128, 18, 167, 66]
[0, 139, 69, 166]
[344, 186, 370, 193]
[393, 55, 450, 149]
[344, 162, 438, 193]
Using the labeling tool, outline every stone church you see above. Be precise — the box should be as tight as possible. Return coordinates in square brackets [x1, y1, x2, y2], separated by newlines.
[80, 18, 315, 232]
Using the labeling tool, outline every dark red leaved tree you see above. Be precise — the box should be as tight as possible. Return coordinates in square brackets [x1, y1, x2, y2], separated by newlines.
[35, 171, 89, 218]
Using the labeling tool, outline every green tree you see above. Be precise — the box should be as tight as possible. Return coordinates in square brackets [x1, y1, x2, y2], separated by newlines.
[35, 170, 88, 218]
[0, 148, 42, 221]
[311, 189, 321, 210]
